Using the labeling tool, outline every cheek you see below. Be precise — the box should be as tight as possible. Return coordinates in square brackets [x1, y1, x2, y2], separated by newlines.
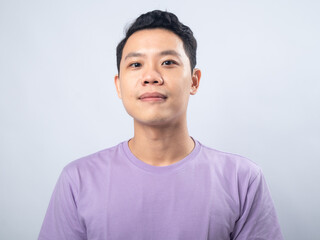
[118, 86, 134, 110]
[120, 78, 136, 97]
[121, 91, 135, 109]
[121, 87, 134, 99]
[173, 75, 193, 96]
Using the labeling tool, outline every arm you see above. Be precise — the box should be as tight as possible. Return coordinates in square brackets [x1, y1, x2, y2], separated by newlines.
[38, 168, 86, 240]
[231, 170, 283, 240]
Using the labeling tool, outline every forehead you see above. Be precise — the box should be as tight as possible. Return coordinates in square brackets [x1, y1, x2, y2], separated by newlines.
[122, 28, 186, 57]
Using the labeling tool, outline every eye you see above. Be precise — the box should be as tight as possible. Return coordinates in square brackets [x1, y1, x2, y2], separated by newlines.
[162, 60, 177, 66]
[129, 62, 142, 68]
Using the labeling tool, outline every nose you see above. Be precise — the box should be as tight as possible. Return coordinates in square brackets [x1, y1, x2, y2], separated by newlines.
[141, 65, 164, 86]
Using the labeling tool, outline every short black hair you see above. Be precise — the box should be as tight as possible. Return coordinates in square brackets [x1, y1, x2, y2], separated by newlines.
[116, 10, 197, 74]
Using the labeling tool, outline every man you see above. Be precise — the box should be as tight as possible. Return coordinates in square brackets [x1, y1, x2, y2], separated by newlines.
[39, 10, 283, 240]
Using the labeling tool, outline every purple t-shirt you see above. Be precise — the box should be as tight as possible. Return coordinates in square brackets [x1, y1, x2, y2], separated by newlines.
[39, 139, 283, 240]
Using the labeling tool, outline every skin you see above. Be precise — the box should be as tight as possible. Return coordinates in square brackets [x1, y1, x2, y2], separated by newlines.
[114, 28, 201, 166]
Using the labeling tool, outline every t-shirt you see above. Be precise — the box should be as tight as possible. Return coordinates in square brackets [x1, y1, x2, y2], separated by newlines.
[38, 139, 283, 240]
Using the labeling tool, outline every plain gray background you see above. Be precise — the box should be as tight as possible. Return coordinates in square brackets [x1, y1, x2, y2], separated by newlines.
[1, 0, 319, 239]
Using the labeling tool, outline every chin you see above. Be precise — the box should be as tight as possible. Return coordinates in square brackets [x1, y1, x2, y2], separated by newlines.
[134, 115, 171, 126]
[134, 113, 184, 128]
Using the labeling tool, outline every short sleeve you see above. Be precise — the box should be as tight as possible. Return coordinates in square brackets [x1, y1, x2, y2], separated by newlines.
[38, 168, 86, 240]
[231, 170, 284, 240]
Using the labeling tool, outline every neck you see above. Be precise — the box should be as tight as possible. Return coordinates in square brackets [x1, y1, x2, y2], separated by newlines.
[129, 118, 195, 166]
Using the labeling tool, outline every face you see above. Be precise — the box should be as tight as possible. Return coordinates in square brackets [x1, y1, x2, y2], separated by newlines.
[114, 28, 201, 127]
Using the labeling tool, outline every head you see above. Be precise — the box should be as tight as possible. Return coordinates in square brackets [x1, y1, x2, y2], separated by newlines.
[114, 10, 201, 127]
[116, 10, 197, 75]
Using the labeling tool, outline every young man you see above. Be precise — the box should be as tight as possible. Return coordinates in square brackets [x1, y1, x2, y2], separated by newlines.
[39, 10, 283, 240]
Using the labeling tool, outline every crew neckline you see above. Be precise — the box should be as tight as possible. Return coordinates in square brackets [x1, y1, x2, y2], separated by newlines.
[121, 137, 201, 174]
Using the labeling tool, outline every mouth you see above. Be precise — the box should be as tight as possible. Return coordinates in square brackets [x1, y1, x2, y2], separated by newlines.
[138, 92, 167, 102]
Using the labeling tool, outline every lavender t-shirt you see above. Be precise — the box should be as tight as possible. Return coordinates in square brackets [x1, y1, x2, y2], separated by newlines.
[39, 139, 283, 240]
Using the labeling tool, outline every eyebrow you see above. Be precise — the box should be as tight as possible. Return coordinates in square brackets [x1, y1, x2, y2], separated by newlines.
[124, 50, 181, 61]
[159, 50, 181, 58]
[124, 52, 145, 61]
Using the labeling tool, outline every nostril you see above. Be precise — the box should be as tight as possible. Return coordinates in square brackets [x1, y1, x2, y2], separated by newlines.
[142, 77, 163, 85]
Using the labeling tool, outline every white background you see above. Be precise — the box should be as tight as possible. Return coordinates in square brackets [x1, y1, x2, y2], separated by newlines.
[0, 0, 319, 239]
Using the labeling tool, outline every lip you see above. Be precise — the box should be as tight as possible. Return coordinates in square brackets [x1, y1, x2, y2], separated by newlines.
[139, 92, 167, 102]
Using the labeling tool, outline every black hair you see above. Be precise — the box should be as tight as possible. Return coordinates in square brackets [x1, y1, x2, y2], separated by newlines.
[116, 10, 197, 74]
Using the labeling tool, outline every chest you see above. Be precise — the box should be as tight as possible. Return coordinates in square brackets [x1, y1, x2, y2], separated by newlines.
[77, 166, 239, 239]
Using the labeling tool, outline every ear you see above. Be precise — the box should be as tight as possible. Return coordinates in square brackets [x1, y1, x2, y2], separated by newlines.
[114, 74, 122, 99]
[190, 68, 201, 95]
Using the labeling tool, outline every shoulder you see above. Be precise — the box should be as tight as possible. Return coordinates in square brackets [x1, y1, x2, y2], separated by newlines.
[196, 140, 261, 184]
[61, 141, 125, 183]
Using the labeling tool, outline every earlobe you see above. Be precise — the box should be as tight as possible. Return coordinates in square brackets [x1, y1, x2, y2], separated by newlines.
[190, 68, 201, 95]
[114, 74, 122, 99]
